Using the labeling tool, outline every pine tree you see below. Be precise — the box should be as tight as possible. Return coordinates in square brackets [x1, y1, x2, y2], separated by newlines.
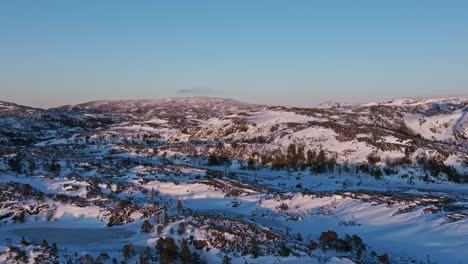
[156, 225, 163, 236]
[49, 161, 61, 176]
[378, 253, 390, 264]
[156, 237, 179, 264]
[296, 233, 303, 241]
[251, 237, 259, 258]
[96, 253, 110, 263]
[12, 211, 26, 223]
[306, 149, 316, 166]
[367, 151, 381, 165]
[278, 242, 291, 257]
[8, 156, 22, 174]
[271, 149, 286, 170]
[180, 239, 192, 263]
[141, 219, 153, 233]
[28, 159, 36, 174]
[309, 240, 318, 250]
[163, 210, 169, 226]
[122, 243, 136, 260]
[20, 236, 29, 246]
[42, 240, 49, 252]
[138, 247, 151, 264]
[287, 143, 297, 169]
[207, 154, 219, 166]
[18, 183, 31, 199]
[222, 255, 232, 264]
[50, 243, 58, 256]
[296, 145, 306, 169]
[177, 222, 186, 235]
[317, 149, 326, 163]
[247, 157, 256, 170]
[139, 253, 150, 264]
[191, 253, 205, 264]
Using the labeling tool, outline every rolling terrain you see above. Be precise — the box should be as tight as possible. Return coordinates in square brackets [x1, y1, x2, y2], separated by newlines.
[0, 96, 467, 264]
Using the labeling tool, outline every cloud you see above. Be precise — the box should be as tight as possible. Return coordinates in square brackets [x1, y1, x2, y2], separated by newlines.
[176, 87, 215, 95]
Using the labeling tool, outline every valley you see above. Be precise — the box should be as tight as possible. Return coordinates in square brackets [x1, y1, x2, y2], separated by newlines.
[0, 96, 467, 264]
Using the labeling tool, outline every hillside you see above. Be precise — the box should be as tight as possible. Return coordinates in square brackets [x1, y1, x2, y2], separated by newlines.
[0, 96, 467, 264]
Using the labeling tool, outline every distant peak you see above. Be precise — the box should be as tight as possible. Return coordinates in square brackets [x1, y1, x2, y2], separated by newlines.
[362, 95, 468, 107]
[317, 101, 356, 109]
[61, 96, 257, 109]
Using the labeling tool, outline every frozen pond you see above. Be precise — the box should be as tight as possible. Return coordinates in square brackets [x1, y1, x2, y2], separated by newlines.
[9, 227, 136, 246]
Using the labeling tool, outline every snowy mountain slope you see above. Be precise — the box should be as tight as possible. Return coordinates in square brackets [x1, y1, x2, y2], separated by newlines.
[0, 96, 467, 264]
[0, 101, 44, 116]
[56, 97, 264, 121]
[362, 95, 468, 107]
[12, 95, 467, 174]
[0, 100, 117, 145]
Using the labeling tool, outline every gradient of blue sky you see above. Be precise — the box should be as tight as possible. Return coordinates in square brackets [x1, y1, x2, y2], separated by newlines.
[1, 1, 467, 108]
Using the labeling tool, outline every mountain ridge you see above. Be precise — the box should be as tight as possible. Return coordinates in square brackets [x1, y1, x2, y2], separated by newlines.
[2, 94, 467, 113]
[0, 95, 467, 264]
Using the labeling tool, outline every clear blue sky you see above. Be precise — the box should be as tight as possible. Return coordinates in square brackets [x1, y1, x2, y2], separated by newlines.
[1, 1, 467, 108]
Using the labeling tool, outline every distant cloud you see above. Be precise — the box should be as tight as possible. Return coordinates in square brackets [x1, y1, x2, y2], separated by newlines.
[176, 87, 215, 95]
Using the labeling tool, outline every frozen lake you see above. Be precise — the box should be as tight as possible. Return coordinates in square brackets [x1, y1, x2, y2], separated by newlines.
[9, 227, 136, 246]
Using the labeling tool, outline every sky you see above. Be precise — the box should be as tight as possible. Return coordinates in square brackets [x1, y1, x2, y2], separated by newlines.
[1, 1, 467, 108]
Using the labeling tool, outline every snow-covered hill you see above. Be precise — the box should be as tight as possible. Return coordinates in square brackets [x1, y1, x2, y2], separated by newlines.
[56, 97, 263, 121]
[0, 96, 467, 264]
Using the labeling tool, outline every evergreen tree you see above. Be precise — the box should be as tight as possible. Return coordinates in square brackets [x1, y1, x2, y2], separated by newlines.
[222, 255, 232, 264]
[156, 225, 163, 236]
[378, 253, 390, 264]
[97, 253, 110, 263]
[12, 211, 26, 223]
[163, 210, 169, 226]
[207, 154, 220, 166]
[49, 161, 62, 176]
[251, 237, 259, 258]
[319, 230, 339, 250]
[296, 233, 303, 241]
[20, 184, 32, 197]
[286, 143, 297, 169]
[296, 145, 306, 169]
[28, 159, 36, 174]
[271, 149, 286, 170]
[367, 151, 381, 165]
[139, 253, 150, 264]
[8, 156, 22, 174]
[156, 237, 179, 264]
[317, 149, 326, 163]
[247, 157, 256, 170]
[177, 222, 186, 235]
[140, 246, 153, 264]
[50, 243, 58, 257]
[278, 242, 291, 257]
[309, 240, 318, 250]
[122, 243, 136, 260]
[20, 236, 29, 246]
[306, 149, 316, 166]
[42, 240, 49, 252]
[141, 219, 153, 233]
[191, 253, 205, 264]
[180, 239, 192, 263]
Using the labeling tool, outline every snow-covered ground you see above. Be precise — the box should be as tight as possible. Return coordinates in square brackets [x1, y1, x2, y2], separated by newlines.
[0, 96, 467, 263]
